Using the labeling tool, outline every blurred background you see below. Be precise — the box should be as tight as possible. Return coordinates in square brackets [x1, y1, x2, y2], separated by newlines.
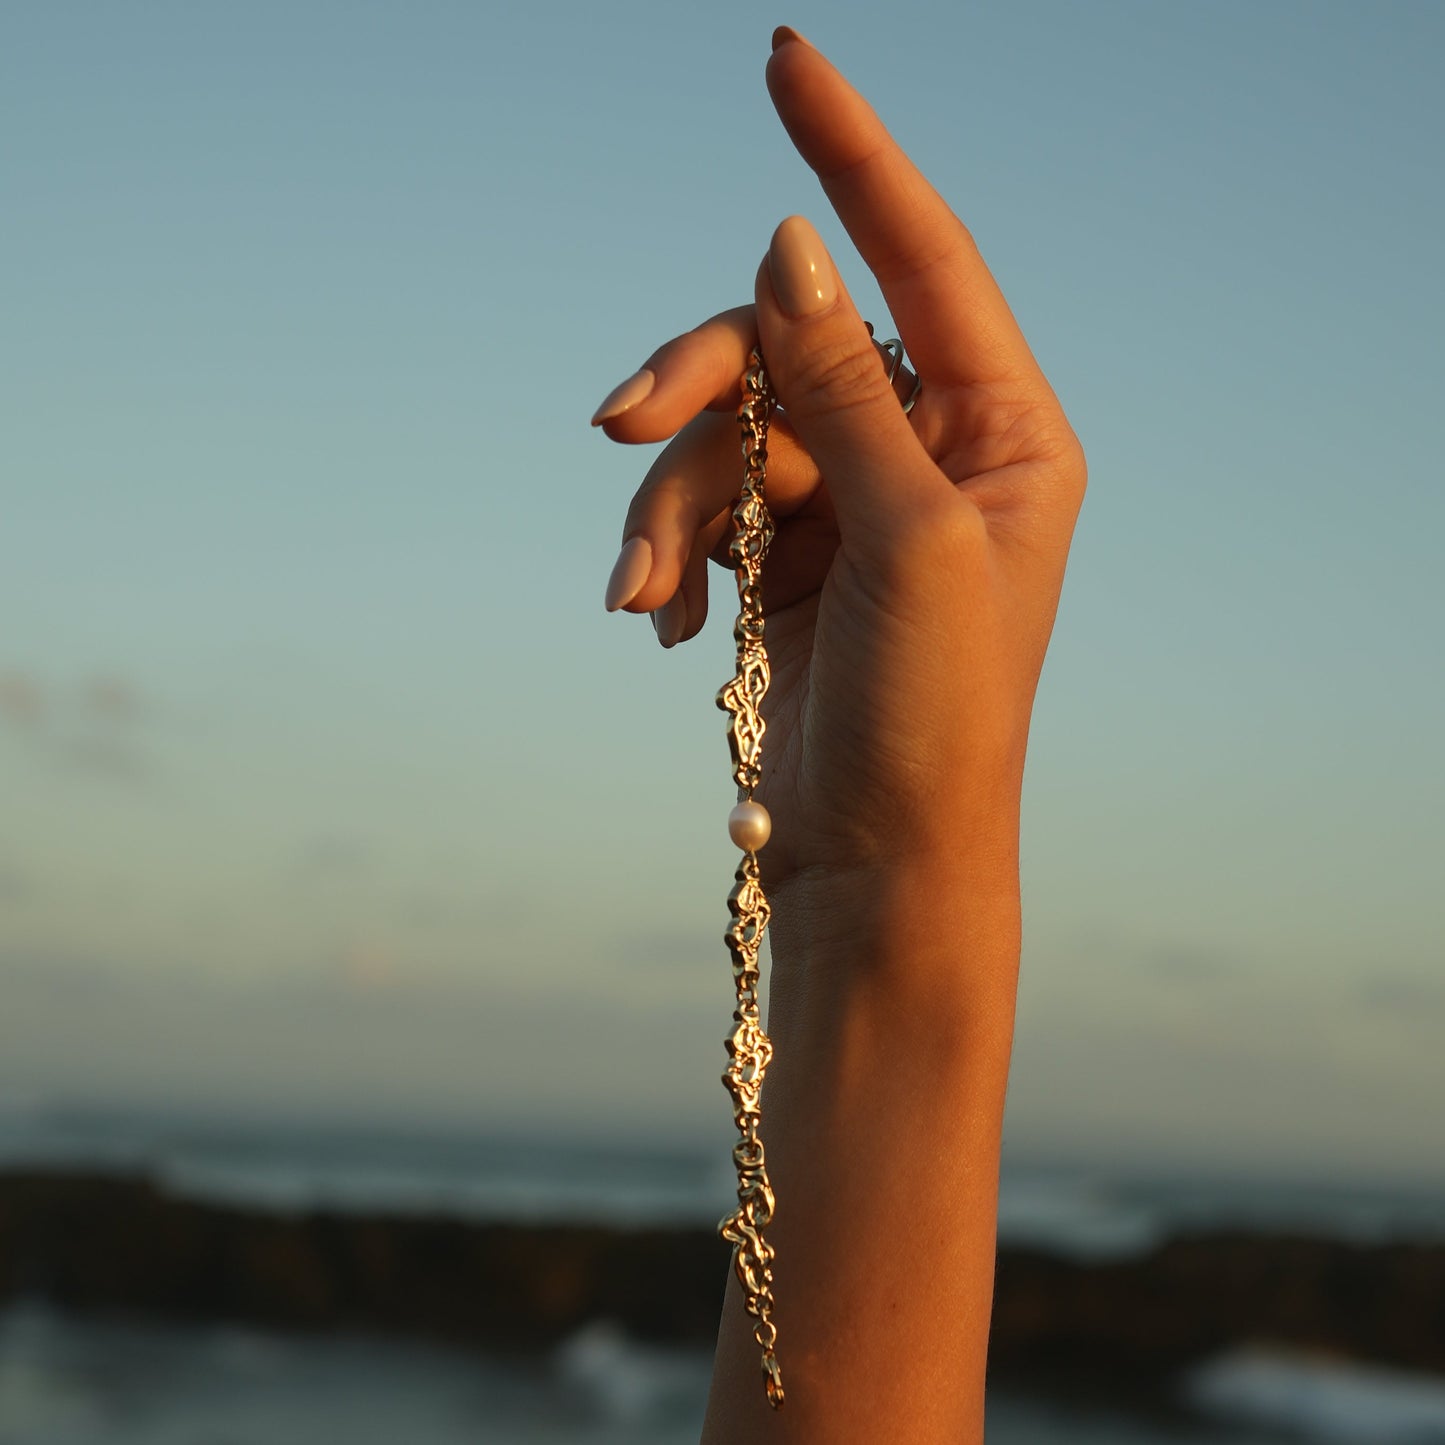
[2, 1, 1443, 1441]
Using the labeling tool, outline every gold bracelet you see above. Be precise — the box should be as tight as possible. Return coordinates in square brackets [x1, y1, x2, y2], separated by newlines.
[715, 346, 784, 1408]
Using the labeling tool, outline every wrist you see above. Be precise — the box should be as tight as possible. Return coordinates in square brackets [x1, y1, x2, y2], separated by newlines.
[763, 842, 1023, 1048]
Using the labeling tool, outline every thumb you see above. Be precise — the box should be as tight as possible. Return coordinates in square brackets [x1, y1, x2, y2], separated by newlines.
[755, 216, 943, 551]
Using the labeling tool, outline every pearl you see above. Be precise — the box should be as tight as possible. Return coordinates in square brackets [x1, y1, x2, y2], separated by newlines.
[728, 800, 772, 852]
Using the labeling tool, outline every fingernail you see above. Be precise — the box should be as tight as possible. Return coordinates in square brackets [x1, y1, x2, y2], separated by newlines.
[769, 216, 837, 318]
[651, 592, 687, 648]
[591, 368, 655, 426]
[604, 536, 652, 611]
[771, 25, 810, 50]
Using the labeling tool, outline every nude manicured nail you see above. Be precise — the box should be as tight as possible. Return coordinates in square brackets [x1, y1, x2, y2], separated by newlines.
[651, 592, 687, 649]
[591, 368, 655, 426]
[769, 216, 837, 318]
[772, 25, 810, 50]
[604, 536, 652, 611]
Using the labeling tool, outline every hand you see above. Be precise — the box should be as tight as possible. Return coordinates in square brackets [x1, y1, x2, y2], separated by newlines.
[595, 30, 1086, 1435]
[596, 31, 1085, 927]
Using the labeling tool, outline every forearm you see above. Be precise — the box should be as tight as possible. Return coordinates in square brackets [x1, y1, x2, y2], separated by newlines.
[701, 853, 1022, 1443]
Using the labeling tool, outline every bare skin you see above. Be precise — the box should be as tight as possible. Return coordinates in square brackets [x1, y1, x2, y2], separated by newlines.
[596, 28, 1085, 1443]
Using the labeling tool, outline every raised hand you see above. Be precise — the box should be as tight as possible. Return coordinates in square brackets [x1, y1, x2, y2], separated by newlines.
[597, 31, 1084, 917]
[594, 29, 1085, 1442]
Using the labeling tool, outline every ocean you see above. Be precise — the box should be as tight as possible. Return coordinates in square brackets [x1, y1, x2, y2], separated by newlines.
[6, 1104, 1444, 1252]
[2, 1103, 1445, 1444]
[4, 1301, 1392, 1445]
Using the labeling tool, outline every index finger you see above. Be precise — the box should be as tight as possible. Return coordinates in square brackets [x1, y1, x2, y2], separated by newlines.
[767, 31, 1045, 392]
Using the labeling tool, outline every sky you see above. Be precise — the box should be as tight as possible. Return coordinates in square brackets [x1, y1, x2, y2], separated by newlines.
[2, 1, 1442, 1184]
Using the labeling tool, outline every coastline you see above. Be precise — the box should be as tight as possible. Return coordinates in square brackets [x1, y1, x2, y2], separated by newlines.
[3, 1166, 1443, 1386]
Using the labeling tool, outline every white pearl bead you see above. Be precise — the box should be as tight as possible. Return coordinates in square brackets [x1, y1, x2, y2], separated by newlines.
[728, 800, 772, 852]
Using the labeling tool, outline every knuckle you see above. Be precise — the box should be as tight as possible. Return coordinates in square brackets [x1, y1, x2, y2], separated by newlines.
[899, 491, 988, 564]
[1028, 415, 1088, 505]
[868, 492, 988, 592]
[781, 338, 893, 419]
[1059, 428, 1088, 499]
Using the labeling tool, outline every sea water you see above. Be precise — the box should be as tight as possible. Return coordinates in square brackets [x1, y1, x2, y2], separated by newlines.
[10, 1303, 1445, 1444]
[3, 1103, 1445, 1443]
[4, 1104, 1443, 1250]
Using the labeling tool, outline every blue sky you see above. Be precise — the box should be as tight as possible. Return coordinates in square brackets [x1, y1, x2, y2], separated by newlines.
[2, 1, 1442, 1182]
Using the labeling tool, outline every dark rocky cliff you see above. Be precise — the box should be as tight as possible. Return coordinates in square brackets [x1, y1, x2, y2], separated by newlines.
[3, 1169, 1443, 1389]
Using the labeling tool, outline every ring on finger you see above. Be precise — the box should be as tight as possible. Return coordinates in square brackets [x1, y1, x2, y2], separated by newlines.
[876, 335, 923, 415]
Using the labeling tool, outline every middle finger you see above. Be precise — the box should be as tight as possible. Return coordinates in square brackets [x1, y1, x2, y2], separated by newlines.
[767, 34, 1049, 396]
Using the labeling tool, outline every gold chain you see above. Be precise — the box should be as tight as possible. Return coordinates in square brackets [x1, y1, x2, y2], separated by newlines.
[714, 347, 784, 1409]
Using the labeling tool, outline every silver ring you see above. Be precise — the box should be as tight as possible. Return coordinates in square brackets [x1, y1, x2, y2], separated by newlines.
[877, 336, 922, 415]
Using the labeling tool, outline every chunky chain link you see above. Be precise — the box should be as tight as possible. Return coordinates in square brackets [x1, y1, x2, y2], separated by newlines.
[714, 348, 784, 1409]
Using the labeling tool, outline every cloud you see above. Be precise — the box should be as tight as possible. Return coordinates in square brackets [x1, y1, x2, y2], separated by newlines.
[57, 734, 151, 780]
[1141, 942, 1241, 982]
[0, 666, 153, 782]
[0, 671, 45, 728]
[1354, 973, 1445, 1019]
[334, 937, 402, 992]
[290, 835, 375, 881]
[81, 674, 143, 722]
[0, 944, 724, 1141]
